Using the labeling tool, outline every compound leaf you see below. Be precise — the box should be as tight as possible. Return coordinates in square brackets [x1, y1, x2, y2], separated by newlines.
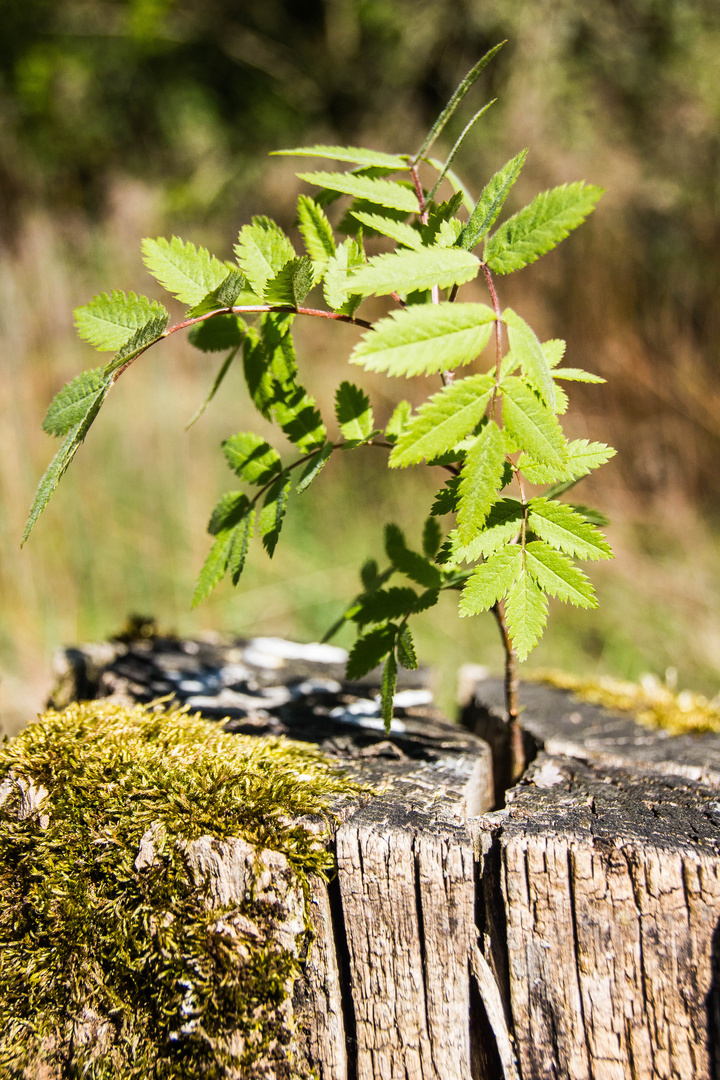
[339, 247, 480, 298]
[459, 545, 523, 616]
[142, 236, 229, 306]
[525, 541, 597, 608]
[390, 374, 493, 467]
[350, 302, 494, 377]
[458, 148, 527, 249]
[484, 182, 604, 275]
[527, 498, 613, 561]
[449, 498, 524, 564]
[456, 420, 506, 542]
[234, 216, 296, 298]
[74, 291, 168, 352]
[335, 381, 374, 441]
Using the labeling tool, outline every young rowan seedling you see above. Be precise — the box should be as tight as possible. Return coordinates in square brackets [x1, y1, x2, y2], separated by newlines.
[24, 45, 614, 778]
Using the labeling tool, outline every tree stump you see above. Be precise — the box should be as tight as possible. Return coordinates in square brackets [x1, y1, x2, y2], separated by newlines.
[45, 636, 720, 1078]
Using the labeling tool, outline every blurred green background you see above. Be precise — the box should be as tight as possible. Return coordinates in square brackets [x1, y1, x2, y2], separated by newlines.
[2, 0, 720, 734]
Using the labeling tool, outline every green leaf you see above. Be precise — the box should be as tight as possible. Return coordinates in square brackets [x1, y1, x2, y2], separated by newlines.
[456, 421, 506, 542]
[384, 523, 443, 588]
[223, 432, 283, 485]
[449, 499, 523, 563]
[384, 400, 412, 443]
[141, 236, 230, 306]
[501, 377, 566, 468]
[361, 559, 381, 591]
[297, 171, 418, 214]
[414, 43, 505, 161]
[504, 569, 548, 661]
[193, 498, 255, 605]
[258, 475, 292, 557]
[23, 375, 112, 543]
[484, 182, 604, 275]
[544, 339, 567, 368]
[458, 149, 528, 250]
[273, 386, 326, 453]
[234, 217, 296, 298]
[188, 314, 245, 352]
[104, 312, 170, 375]
[524, 541, 597, 608]
[353, 587, 420, 626]
[323, 238, 365, 316]
[421, 192, 465, 245]
[242, 314, 298, 418]
[527, 498, 613, 561]
[296, 443, 334, 493]
[186, 269, 248, 318]
[296, 194, 336, 271]
[338, 247, 480, 298]
[74, 291, 168, 352]
[350, 302, 494, 377]
[503, 309, 555, 409]
[390, 374, 493, 467]
[518, 439, 616, 485]
[422, 516, 442, 558]
[397, 626, 419, 670]
[273, 144, 409, 170]
[264, 256, 315, 307]
[381, 651, 398, 732]
[431, 476, 461, 517]
[335, 382, 374, 441]
[42, 368, 109, 437]
[552, 367, 606, 384]
[349, 210, 422, 250]
[346, 625, 397, 680]
[458, 546, 523, 616]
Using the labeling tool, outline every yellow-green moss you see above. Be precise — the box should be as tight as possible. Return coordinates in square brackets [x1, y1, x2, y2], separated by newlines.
[0, 701, 363, 1078]
[529, 668, 720, 735]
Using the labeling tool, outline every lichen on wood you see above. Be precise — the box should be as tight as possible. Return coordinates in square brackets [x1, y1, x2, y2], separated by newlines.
[0, 700, 363, 1078]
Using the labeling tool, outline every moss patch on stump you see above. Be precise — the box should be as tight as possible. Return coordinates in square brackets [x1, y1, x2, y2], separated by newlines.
[0, 702, 361, 1078]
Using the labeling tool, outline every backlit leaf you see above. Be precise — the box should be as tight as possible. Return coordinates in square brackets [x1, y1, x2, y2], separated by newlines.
[485, 182, 604, 275]
[527, 498, 613, 561]
[346, 625, 397, 680]
[339, 247, 480, 298]
[296, 443, 333, 493]
[449, 499, 523, 564]
[297, 171, 418, 213]
[188, 314, 245, 353]
[142, 236, 229, 306]
[223, 432, 283, 485]
[335, 381, 374, 441]
[456, 420, 506, 542]
[273, 144, 409, 170]
[349, 210, 422, 249]
[259, 476, 292, 557]
[234, 217, 296, 297]
[384, 400, 412, 443]
[397, 626, 418, 670]
[264, 256, 315, 307]
[350, 302, 494, 377]
[296, 195, 336, 270]
[74, 291, 168, 352]
[459, 545, 523, 615]
[503, 308, 555, 409]
[501, 377, 566, 468]
[390, 374, 493, 467]
[323, 238, 365, 315]
[504, 569, 548, 660]
[524, 541, 597, 608]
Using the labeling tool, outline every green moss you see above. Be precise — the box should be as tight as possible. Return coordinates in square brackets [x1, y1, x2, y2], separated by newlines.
[529, 668, 720, 736]
[0, 701, 362, 1078]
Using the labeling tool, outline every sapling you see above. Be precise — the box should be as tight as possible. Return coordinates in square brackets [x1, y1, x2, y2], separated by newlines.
[23, 45, 614, 780]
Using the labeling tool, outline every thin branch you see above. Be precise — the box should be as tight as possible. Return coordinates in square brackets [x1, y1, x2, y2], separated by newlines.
[492, 601, 525, 782]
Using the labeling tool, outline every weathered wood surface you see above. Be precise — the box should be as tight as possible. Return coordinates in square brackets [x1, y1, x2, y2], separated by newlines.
[50, 635, 497, 1079]
[46, 638, 720, 1078]
[465, 676, 720, 1080]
